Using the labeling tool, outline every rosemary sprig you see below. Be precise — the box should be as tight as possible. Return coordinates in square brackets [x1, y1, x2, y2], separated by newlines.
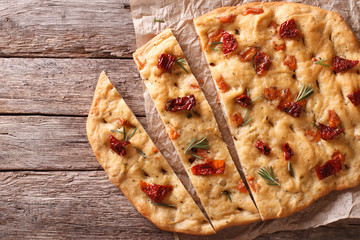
[295, 82, 314, 102]
[110, 127, 137, 141]
[241, 108, 252, 127]
[184, 136, 209, 159]
[210, 47, 219, 52]
[133, 146, 147, 158]
[151, 202, 175, 208]
[251, 94, 263, 104]
[122, 126, 126, 141]
[258, 166, 280, 186]
[175, 57, 189, 74]
[126, 128, 137, 141]
[154, 19, 165, 23]
[314, 58, 329, 67]
[288, 161, 294, 177]
[211, 42, 223, 45]
[110, 129, 123, 134]
[314, 122, 320, 131]
[221, 191, 232, 202]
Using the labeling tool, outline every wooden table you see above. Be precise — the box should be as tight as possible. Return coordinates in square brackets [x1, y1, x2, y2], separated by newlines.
[1, 1, 359, 239]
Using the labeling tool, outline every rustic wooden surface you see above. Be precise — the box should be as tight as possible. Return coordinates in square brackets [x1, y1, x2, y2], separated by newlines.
[0, 0, 359, 239]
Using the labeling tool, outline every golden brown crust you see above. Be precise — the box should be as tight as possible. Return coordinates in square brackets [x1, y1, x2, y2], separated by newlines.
[133, 29, 260, 231]
[194, 2, 360, 220]
[86, 71, 215, 235]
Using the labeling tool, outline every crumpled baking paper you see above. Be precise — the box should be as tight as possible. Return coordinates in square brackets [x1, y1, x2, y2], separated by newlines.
[129, 0, 360, 239]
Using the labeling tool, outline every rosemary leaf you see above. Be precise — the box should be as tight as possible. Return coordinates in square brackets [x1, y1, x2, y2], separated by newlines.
[210, 47, 218, 52]
[313, 122, 320, 131]
[110, 129, 123, 134]
[184, 137, 197, 154]
[133, 146, 147, 158]
[154, 19, 165, 23]
[241, 108, 252, 127]
[184, 137, 209, 156]
[251, 94, 263, 104]
[221, 191, 232, 202]
[211, 42, 223, 45]
[314, 58, 329, 67]
[126, 128, 137, 141]
[295, 82, 314, 102]
[175, 57, 189, 74]
[288, 161, 294, 177]
[151, 202, 175, 208]
[122, 126, 126, 141]
[189, 152, 203, 160]
[258, 166, 280, 186]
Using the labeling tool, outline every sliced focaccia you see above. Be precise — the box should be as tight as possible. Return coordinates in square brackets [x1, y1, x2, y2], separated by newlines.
[194, 2, 360, 220]
[133, 28, 260, 231]
[86, 72, 215, 235]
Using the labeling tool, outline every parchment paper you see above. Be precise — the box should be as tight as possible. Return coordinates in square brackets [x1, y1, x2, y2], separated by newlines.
[129, 0, 360, 239]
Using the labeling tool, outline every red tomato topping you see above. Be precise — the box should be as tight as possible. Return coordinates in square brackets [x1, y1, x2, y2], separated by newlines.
[283, 55, 297, 70]
[216, 76, 230, 93]
[209, 30, 222, 43]
[305, 130, 321, 143]
[332, 56, 359, 73]
[279, 19, 299, 39]
[221, 30, 237, 55]
[218, 14, 236, 23]
[274, 43, 286, 51]
[283, 143, 294, 161]
[317, 123, 344, 140]
[254, 51, 271, 76]
[109, 135, 130, 156]
[278, 88, 293, 106]
[347, 90, 360, 106]
[139, 180, 173, 203]
[237, 180, 248, 193]
[269, 20, 278, 30]
[118, 118, 132, 127]
[278, 102, 302, 118]
[255, 139, 271, 155]
[157, 53, 177, 73]
[242, 7, 264, 16]
[315, 151, 344, 180]
[191, 160, 225, 175]
[168, 124, 179, 140]
[263, 87, 279, 100]
[246, 176, 257, 192]
[328, 110, 341, 128]
[165, 94, 196, 112]
[230, 113, 244, 126]
[239, 47, 258, 62]
[234, 94, 252, 108]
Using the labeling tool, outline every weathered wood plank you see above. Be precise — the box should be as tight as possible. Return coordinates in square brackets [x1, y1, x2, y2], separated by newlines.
[0, 171, 174, 239]
[0, 58, 144, 116]
[0, 116, 146, 170]
[0, 0, 135, 58]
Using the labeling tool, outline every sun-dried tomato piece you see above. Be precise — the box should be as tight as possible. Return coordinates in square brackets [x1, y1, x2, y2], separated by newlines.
[283, 55, 297, 70]
[118, 118, 132, 127]
[109, 135, 130, 156]
[328, 110, 341, 128]
[246, 176, 257, 192]
[279, 19, 299, 39]
[191, 160, 225, 175]
[263, 87, 279, 100]
[140, 180, 173, 203]
[332, 150, 346, 163]
[234, 94, 252, 108]
[157, 53, 177, 73]
[278, 102, 302, 118]
[283, 143, 294, 161]
[315, 153, 343, 180]
[332, 56, 359, 73]
[237, 180, 248, 193]
[215, 76, 229, 93]
[222, 30, 237, 55]
[218, 14, 236, 23]
[242, 7, 264, 16]
[317, 123, 344, 140]
[209, 30, 222, 44]
[254, 51, 271, 76]
[165, 94, 196, 112]
[305, 130, 321, 143]
[230, 113, 244, 126]
[274, 43, 286, 51]
[269, 20, 278, 30]
[239, 47, 258, 62]
[347, 90, 360, 106]
[255, 139, 271, 155]
[278, 88, 293, 106]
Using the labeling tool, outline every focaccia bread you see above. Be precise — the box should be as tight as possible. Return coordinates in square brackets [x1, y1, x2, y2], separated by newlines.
[133, 28, 260, 231]
[194, 2, 360, 220]
[86, 72, 215, 235]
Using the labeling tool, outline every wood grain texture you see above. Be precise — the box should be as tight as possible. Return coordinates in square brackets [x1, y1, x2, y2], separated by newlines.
[0, 58, 145, 116]
[0, 115, 146, 170]
[0, 171, 174, 240]
[0, 0, 135, 58]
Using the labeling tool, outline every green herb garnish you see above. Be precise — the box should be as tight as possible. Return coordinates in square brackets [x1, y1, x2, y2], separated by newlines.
[133, 146, 147, 158]
[295, 82, 314, 102]
[288, 161, 294, 177]
[110, 127, 137, 141]
[221, 191, 232, 202]
[151, 202, 175, 208]
[154, 19, 165, 23]
[314, 122, 320, 131]
[175, 57, 189, 74]
[210, 47, 219, 52]
[184, 136, 209, 159]
[314, 58, 329, 67]
[241, 108, 252, 127]
[211, 42, 223, 45]
[251, 94, 263, 104]
[258, 166, 280, 186]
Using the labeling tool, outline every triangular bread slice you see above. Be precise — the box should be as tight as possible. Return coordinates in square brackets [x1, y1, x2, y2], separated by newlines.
[133, 29, 260, 231]
[86, 72, 215, 235]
